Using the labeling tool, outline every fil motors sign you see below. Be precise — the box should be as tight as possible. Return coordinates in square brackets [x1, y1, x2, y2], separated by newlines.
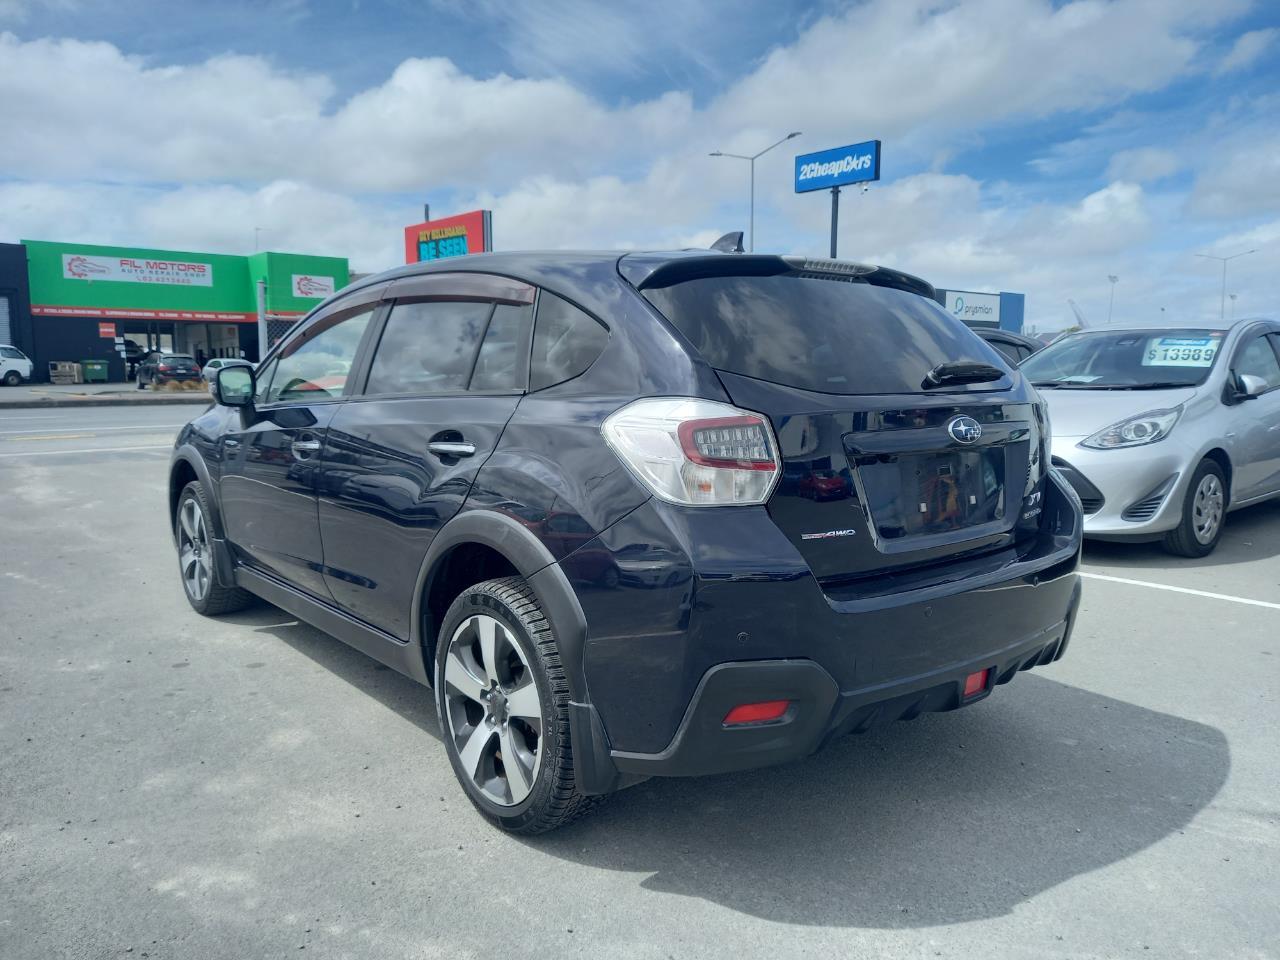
[61, 253, 213, 287]
[795, 140, 882, 192]
[291, 274, 336, 299]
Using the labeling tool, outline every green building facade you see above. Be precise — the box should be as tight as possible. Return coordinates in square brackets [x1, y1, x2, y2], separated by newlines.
[20, 239, 350, 381]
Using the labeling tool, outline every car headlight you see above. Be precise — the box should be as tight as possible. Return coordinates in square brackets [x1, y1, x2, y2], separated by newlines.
[1080, 407, 1181, 450]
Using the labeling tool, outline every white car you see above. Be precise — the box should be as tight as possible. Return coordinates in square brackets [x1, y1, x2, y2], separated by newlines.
[200, 357, 253, 384]
[1, 344, 33, 385]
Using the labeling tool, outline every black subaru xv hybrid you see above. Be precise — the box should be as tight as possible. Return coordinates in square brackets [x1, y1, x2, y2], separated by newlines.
[170, 248, 1083, 834]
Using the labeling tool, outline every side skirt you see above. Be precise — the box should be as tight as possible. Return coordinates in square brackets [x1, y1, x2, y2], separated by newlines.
[235, 565, 431, 686]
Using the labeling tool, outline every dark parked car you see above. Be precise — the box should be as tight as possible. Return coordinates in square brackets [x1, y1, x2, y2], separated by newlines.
[974, 328, 1044, 365]
[137, 352, 201, 388]
[169, 249, 1082, 834]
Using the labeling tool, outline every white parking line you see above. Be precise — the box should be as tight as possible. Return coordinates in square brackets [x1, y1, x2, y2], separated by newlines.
[0, 424, 183, 436]
[0, 444, 172, 458]
[1079, 572, 1280, 611]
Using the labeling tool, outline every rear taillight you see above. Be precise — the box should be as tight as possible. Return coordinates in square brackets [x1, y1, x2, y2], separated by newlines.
[157, 364, 172, 372]
[602, 398, 781, 506]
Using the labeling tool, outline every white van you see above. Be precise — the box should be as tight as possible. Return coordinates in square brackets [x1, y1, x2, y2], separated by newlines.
[1, 345, 33, 385]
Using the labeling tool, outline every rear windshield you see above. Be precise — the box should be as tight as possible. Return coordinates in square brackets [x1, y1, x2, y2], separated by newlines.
[641, 273, 1008, 395]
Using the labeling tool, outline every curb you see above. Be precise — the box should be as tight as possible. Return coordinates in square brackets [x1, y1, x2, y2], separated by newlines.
[0, 395, 212, 410]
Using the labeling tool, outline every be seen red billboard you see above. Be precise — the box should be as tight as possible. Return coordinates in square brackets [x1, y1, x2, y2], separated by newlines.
[403, 210, 493, 264]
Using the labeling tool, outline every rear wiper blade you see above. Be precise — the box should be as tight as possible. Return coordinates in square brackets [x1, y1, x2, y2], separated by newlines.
[922, 361, 1006, 389]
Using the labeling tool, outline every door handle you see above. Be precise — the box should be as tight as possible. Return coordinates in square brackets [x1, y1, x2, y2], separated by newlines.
[291, 438, 322, 460]
[428, 440, 477, 458]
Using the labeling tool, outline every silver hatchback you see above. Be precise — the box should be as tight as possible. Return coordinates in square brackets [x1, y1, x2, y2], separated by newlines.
[1021, 318, 1280, 556]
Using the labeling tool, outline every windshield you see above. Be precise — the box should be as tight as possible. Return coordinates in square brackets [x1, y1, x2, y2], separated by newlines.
[1020, 329, 1224, 389]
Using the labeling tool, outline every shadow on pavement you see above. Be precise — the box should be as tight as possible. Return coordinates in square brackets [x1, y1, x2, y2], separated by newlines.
[1083, 497, 1280, 569]
[225, 609, 1229, 930]
[223, 606, 443, 738]
[532, 674, 1228, 928]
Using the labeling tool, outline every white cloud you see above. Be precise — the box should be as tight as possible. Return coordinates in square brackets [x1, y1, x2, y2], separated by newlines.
[0, 0, 1272, 330]
[434, 0, 724, 79]
[1188, 131, 1280, 219]
[1106, 147, 1181, 182]
[1216, 27, 1278, 74]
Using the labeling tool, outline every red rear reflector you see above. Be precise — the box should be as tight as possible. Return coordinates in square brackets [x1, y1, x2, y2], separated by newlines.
[723, 699, 791, 725]
[963, 669, 990, 698]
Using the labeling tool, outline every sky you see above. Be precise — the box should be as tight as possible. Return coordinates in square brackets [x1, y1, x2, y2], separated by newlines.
[0, 0, 1277, 333]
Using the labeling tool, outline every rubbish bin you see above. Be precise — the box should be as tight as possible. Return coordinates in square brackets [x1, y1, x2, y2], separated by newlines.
[81, 359, 109, 383]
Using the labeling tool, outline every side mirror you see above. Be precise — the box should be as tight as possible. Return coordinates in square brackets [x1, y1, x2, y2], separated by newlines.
[214, 365, 255, 407]
[1236, 373, 1268, 400]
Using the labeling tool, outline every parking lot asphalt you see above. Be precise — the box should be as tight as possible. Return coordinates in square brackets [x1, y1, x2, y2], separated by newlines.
[1, 405, 1277, 960]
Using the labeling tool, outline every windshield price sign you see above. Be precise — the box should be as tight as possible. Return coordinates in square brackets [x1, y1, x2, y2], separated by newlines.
[795, 140, 881, 193]
[1142, 335, 1222, 367]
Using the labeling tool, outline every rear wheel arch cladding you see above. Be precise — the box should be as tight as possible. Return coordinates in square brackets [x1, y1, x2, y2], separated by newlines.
[410, 510, 591, 702]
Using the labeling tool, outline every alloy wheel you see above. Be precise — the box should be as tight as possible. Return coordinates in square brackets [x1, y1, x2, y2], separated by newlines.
[1192, 473, 1224, 545]
[442, 614, 543, 807]
[177, 496, 212, 602]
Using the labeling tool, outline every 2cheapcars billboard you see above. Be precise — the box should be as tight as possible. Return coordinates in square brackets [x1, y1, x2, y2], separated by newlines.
[403, 210, 493, 264]
[795, 140, 881, 192]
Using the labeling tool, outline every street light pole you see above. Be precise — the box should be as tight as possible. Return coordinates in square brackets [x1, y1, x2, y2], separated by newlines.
[710, 131, 802, 253]
[1229, 293, 1238, 319]
[1195, 249, 1257, 320]
[1107, 275, 1118, 324]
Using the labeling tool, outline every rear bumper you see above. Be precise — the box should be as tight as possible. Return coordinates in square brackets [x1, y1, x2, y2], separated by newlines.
[607, 579, 1079, 779]
[563, 472, 1084, 793]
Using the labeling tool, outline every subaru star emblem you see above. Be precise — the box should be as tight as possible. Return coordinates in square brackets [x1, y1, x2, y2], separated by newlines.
[948, 415, 982, 444]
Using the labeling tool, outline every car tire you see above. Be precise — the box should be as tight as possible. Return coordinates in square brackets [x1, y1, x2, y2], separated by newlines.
[434, 576, 599, 834]
[175, 481, 254, 615]
[1163, 459, 1227, 558]
[3, 370, 20, 386]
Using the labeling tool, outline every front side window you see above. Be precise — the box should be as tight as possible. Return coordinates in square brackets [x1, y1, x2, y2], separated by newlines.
[1234, 334, 1280, 390]
[265, 307, 374, 404]
[1, 346, 24, 359]
[365, 300, 493, 395]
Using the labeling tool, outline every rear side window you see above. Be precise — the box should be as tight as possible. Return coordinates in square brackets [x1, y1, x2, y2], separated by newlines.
[642, 274, 1006, 395]
[529, 292, 609, 391]
[366, 301, 492, 395]
[470, 303, 532, 392]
